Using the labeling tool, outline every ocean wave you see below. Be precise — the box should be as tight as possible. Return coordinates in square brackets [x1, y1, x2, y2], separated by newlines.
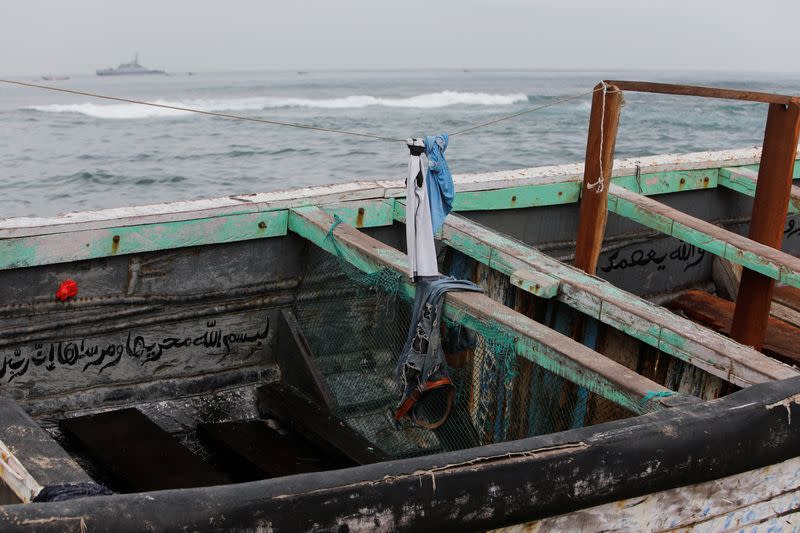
[25, 91, 530, 119]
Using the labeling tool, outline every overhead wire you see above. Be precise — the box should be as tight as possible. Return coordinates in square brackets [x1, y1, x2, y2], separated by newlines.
[0, 78, 601, 142]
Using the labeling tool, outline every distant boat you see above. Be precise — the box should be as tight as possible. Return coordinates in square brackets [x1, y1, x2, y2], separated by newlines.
[41, 75, 70, 81]
[96, 54, 165, 76]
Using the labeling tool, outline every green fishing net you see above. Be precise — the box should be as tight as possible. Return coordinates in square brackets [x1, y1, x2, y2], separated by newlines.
[290, 222, 641, 458]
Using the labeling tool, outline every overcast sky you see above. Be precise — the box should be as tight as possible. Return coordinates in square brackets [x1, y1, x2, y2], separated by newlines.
[2, 0, 798, 76]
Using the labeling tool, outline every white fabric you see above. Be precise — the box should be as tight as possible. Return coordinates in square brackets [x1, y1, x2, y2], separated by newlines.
[406, 138, 438, 280]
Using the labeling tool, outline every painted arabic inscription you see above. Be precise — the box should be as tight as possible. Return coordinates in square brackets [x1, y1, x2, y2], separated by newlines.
[0, 318, 270, 383]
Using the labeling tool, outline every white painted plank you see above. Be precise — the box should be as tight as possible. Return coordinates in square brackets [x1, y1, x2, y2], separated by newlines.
[492, 455, 800, 532]
[0, 146, 779, 237]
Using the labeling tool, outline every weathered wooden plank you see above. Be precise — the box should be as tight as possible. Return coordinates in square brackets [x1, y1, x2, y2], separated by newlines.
[0, 210, 288, 270]
[394, 201, 560, 299]
[608, 183, 800, 287]
[509, 269, 559, 299]
[732, 102, 800, 349]
[491, 454, 800, 533]
[2, 150, 800, 271]
[0, 147, 781, 240]
[60, 408, 231, 491]
[719, 167, 800, 214]
[669, 290, 800, 366]
[0, 439, 41, 504]
[452, 182, 581, 211]
[0, 398, 93, 503]
[436, 213, 797, 387]
[613, 168, 717, 196]
[324, 199, 395, 229]
[714, 258, 800, 328]
[0, 309, 275, 401]
[574, 83, 623, 274]
[606, 79, 800, 105]
[196, 420, 342, 480]
[288, 206, 676, 414]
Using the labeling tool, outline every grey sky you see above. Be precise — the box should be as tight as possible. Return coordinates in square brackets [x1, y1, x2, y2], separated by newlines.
[2, 0, 798, 76]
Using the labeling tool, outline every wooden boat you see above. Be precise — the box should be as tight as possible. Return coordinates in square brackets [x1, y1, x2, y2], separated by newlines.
[2, 82, 800, 531]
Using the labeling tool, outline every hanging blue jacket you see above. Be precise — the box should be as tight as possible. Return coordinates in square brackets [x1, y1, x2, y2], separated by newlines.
[424, 133, 454, 233]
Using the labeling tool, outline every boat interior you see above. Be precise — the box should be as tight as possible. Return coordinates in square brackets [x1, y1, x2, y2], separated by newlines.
[3, 81, 800, 530]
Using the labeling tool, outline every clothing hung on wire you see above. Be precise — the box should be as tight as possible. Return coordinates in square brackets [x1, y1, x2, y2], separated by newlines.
[405, 134, 455, 281]
[393, 277, 482, 428]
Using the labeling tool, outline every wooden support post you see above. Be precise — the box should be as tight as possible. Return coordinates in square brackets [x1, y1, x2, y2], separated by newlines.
[731, 102, 800, 350]
[575, 83, 623, 274]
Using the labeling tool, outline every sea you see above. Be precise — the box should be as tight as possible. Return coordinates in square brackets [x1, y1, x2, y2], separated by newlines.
[2, 69, 800, 219]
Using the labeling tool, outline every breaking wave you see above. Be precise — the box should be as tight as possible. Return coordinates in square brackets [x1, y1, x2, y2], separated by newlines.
[26, 91, 530, 119]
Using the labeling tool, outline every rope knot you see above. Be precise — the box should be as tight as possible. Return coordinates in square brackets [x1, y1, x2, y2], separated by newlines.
[587, 81, 610, 195]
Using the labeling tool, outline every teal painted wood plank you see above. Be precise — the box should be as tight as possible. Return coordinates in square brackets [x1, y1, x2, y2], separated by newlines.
[740, 160, 800, 179]
[324, 199, 396, 229]
[509, 269, 560, 299]
[441, 299, 661, 416]
[608, 184, 800, 288]
[398, 198, 559, 298]
[613, 169, 717, 196]
[1, 158, 796, 271]
[719, 167, 800, 214]
[438, 213, 797, 387]
[611, 193, 675, 235]
[670, 222, 727, 258]
[0, 210, 288, 270]
[288, 206, 391, 276]
[453, 182, 581, 211]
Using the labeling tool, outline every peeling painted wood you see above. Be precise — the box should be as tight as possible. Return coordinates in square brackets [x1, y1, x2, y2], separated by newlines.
[493, 454, 800, 532]
[608, 183, 800, 288]
[395, 201, 560, 299]
[2, 150, 800, 272]
[0, 147, 790, 240]
[714, 257, 800, 328]
[668, 290, 800, 366]
[288, 206, 675, 414]
[0, 210, 288, 270]
[452, 182, 581, 211]
[323, 199, 396, 229]
[509, 269, 559, 300]
[719, 166, 800, 214]
[437, 213, 798, 387]
[0, 438, 42, 504]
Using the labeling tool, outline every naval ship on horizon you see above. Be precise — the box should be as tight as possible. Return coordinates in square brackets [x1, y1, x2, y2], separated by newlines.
[96, 54, 165, 76]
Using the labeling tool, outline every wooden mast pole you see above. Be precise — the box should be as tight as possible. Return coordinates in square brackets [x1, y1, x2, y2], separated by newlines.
[731, 101, 800, 350]
[574, 82, 623, 274]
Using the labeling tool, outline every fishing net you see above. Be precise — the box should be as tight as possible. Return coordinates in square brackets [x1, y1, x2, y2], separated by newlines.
[291, 223, 640, 459]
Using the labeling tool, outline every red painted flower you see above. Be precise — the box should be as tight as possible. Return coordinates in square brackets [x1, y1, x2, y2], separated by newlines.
[55, 279, 78, 301]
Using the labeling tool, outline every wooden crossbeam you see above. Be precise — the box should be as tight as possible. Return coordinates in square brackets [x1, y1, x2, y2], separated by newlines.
[393, 201, 560, 299]
[606, 80, 799, 105]
[718, 167, 800, 213]
[608, 183, 800, 288]
[288, 206, 676, 414]
[432, 213, 797, 387]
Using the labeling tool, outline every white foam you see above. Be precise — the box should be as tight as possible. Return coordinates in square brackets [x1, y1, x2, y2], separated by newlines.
[26, 91, 529, 119]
